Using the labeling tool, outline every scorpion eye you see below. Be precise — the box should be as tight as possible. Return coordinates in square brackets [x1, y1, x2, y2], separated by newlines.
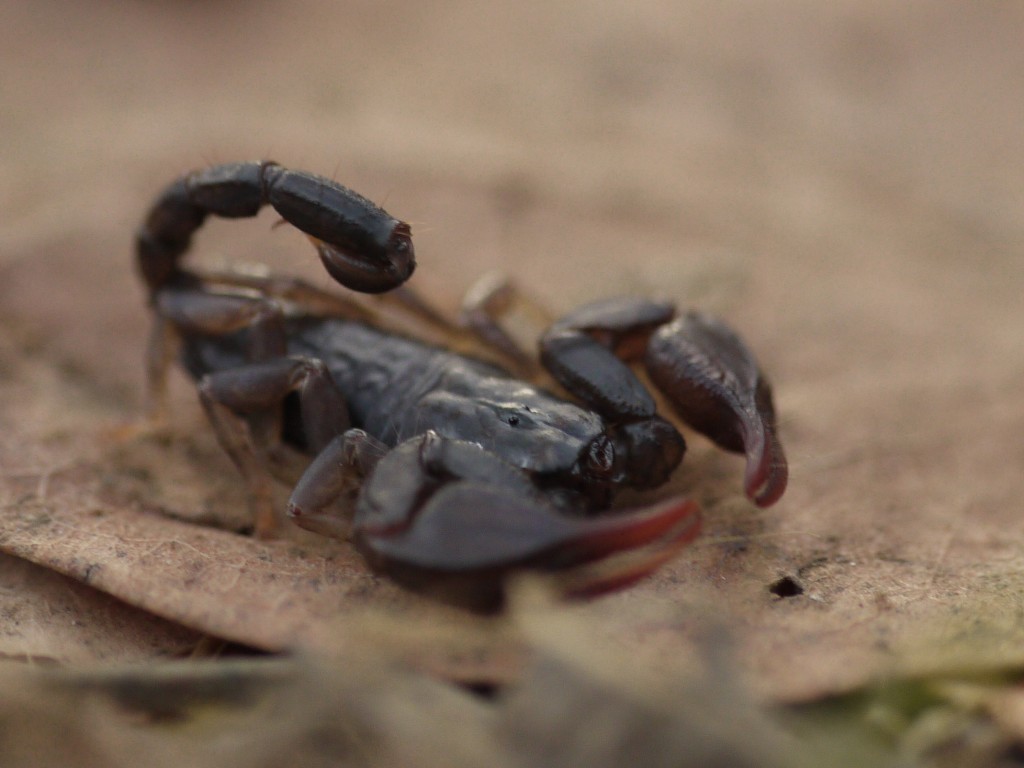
[506, 414, 520, 427]
[585, 435, 615, 477]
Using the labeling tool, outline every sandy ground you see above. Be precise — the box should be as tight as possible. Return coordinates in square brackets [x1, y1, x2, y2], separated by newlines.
[1, 0, 1023, 715]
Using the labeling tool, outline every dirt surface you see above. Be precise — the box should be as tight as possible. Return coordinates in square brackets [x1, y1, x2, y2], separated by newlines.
[1, 0, 1023, 724]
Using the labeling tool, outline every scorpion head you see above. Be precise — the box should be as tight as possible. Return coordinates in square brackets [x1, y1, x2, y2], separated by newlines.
[574, 416, 686, 499]
[417, 373, 686, 512]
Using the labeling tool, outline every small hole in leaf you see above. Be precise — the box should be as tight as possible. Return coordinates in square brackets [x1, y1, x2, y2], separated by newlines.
[769, 575, 804, 598]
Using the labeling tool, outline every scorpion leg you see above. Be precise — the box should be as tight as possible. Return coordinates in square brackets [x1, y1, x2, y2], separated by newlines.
[286, 429, 388, 539]
[196, 357, 350, 536]
[191, 269, 376, 323]
[145, 288, 289, 418]
[459, 273, 540, 372]
[380, 284, 458, 331]
[144, 314, 181, 420]
[155, 289, 289, 359]
[350, 431, 700, 610]
[646, 312, 788, 507]
[197, 269, 452, 334]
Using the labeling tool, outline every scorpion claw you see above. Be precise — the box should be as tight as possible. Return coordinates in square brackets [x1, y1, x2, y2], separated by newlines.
[646, 312, 788, 507]
[352, 433, 700, 608]
[358, 489, 700, 609]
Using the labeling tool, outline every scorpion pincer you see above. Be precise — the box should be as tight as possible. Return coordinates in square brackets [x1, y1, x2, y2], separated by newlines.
[136, 160, 788, 609]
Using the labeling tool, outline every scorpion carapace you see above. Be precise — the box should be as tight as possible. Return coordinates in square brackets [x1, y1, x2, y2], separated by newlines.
[138, 160, 788, 610]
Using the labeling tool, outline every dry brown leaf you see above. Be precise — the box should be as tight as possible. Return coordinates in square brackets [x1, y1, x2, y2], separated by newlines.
[1, 0, 1023, 713]
[0, 656, 503, 768]
[0, 380, 410, 653]
[0, 552, 202, 664]
[0, 596, 816, 768]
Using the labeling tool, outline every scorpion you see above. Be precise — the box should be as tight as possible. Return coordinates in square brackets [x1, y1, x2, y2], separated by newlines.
[137, 161, 788, 609]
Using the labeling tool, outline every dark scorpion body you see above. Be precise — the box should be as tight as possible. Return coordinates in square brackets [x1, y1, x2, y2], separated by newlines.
[138, 161, 788, 609]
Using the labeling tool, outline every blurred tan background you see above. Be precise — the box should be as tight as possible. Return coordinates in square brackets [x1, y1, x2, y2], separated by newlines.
[1, 0, 1022, 700]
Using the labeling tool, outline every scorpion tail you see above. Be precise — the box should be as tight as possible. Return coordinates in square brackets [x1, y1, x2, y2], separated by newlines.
[136, 161, 415, 297]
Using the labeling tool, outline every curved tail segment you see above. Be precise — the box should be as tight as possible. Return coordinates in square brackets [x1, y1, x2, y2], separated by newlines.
[135, 161, 415, 298]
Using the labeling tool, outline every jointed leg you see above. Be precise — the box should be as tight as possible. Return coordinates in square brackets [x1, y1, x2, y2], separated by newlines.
[144, 315, 182, 421]
[197, 356, 350, 536]
[458, 273, 555, 376]
[285, 429, 389, 539]
[380, 284, 459, 331]
[193, 269, 376, 323]
[144, 287, 290, 421]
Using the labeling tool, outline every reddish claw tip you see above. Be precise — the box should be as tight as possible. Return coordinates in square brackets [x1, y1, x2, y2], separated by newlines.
[742, 422, 788, 508]
[558, 497, 702, 598]
[547, 496, 701, 567]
